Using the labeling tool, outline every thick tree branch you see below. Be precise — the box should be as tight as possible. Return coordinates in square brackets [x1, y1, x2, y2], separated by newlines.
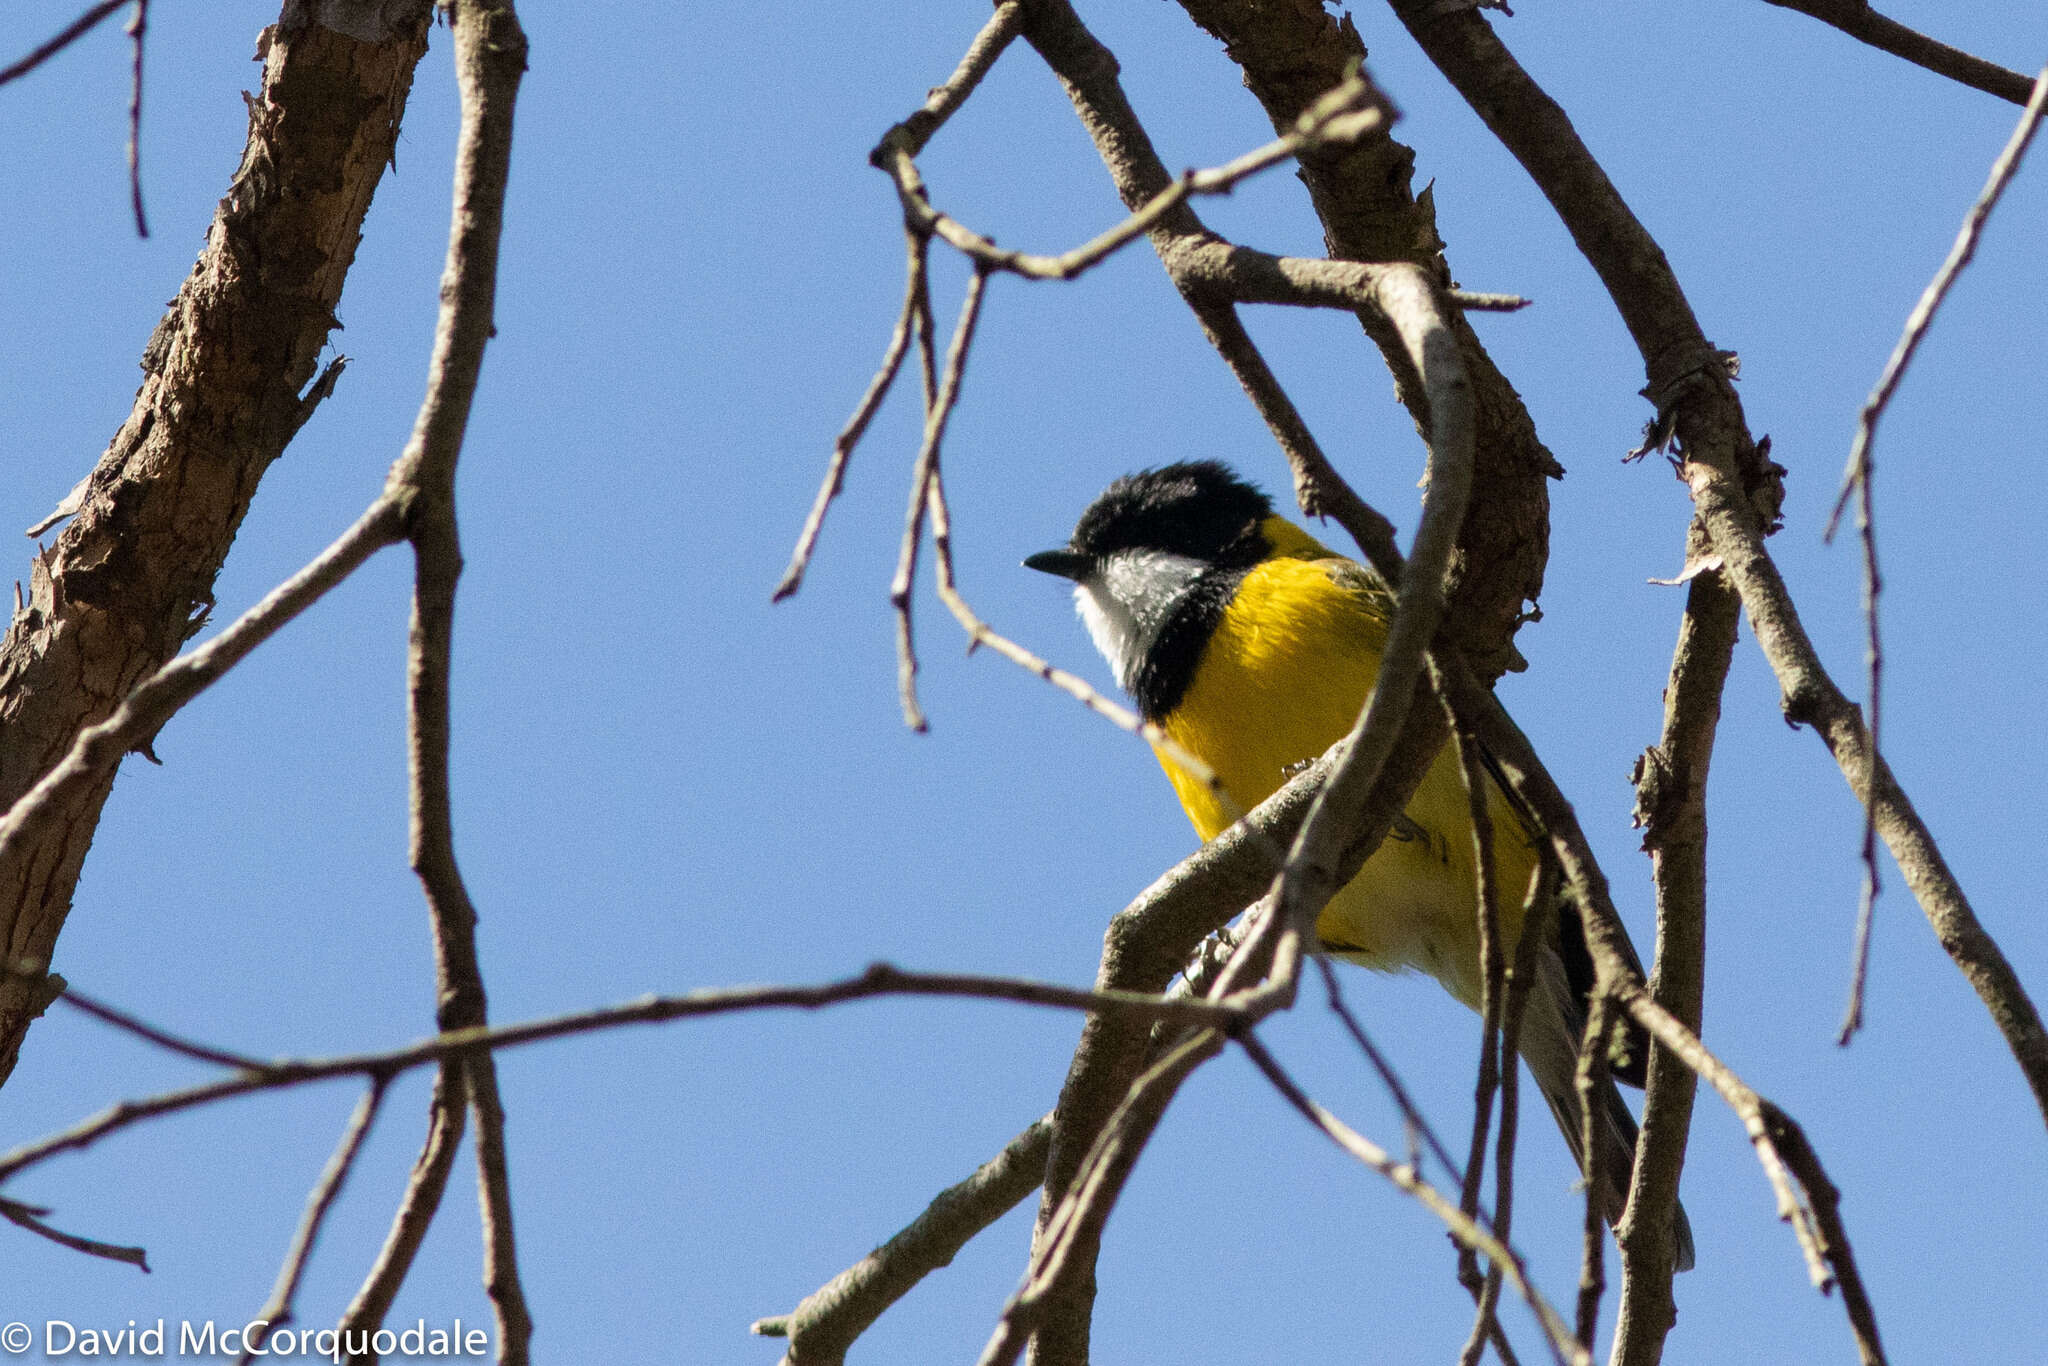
[0, 0, 434, 1092]
[1172, 0, 1557, 681]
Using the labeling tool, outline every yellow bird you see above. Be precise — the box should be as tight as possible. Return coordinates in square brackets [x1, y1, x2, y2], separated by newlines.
[1027, 461, 1692, 1271]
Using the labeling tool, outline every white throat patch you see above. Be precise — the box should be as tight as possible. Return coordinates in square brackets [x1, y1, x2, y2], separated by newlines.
[1072, 548, 1207, 695]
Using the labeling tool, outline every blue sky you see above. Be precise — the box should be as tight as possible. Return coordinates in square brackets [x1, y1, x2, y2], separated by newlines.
[3, 1, 2044, 1362]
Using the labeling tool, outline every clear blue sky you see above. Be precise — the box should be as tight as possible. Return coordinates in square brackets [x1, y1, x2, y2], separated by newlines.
[3, 2, 2044, 1362]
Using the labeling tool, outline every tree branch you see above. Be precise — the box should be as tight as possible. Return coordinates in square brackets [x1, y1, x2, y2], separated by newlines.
[1826, 62, 2048, 1041]
[0, 0, 131, 86]
[1391, 0, 2041, 1276]
[1612, 553, 1736, 1364]
[0, 0, 434, 1091]
[755, 1117, 1055, 1366]
[242, 1081, 389, 1364]
[1172, 0, 1558, 680]
[1758, 1, 2038, 105]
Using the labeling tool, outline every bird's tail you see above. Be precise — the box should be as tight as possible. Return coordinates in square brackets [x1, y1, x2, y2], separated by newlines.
[1516, 943, 1697, 1274]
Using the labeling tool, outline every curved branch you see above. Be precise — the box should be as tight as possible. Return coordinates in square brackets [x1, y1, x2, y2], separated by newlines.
[1758, 0, 2038, 105]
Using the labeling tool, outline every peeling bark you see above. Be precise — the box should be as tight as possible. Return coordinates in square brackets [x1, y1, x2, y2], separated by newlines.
[0, 0, 434, 1087]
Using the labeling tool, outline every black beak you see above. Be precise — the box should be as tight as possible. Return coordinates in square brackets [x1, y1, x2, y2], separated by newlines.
[1023, 549, 1093, 582]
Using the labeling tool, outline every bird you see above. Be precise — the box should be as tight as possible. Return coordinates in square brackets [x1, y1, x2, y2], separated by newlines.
[1025, 460, 1693, 1272]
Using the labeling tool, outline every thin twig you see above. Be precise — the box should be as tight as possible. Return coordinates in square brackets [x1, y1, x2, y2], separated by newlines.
[0, 0, 130, 86]
[0, 963, 1259, 1189]
[773, 229, 930, 601]
[1572, 995, 1614, 1354]
[241, 1080, 389, 1364]
[338, 1070, 465, 1360]
[1758, 0, 2038, 105]
[889, 268, 989, 731]
[874, 70, 1385, 284]
[0, 1194, 148, 1269]
[924, 445, 1234, 817]
[1188, 300, 1406, 578]
[1827, 61, 2047, 1042]
[1237, 1032, 1583, 1366]
[1835, 482, 1883, 1045]
[1452, 723, 1508, 1366]
[1458, 864, 1551, 1366]
[877, 1, 1027, 163]
[1454, 725, 1505, 1225]
[0, 499, 406, 867]
[1315, 957, 1464, 1184]
[57, 983, 268, 1072]
[124, 0, 149, 237]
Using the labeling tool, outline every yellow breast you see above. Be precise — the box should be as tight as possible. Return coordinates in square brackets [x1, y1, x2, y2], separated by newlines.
[1154, 520, 1537, 1008]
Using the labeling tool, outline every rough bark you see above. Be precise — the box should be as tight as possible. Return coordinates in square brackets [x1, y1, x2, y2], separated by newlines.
[0, 0, 435, 1086]
[1176, 0, 1557, 679]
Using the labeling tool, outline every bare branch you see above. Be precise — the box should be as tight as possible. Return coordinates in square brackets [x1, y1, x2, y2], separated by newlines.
[873, 71, 1387, 282]
[1458, 864, 1550, 1366]
[1826, 63, 2048, 1040]
[876, 1, 1027, 164]
[1238, 1033, 1582, 1366]
[339, 1069, 465, 1358]
[1758, 1, 2039, 105]
[0, 498, 407, 872]
[1453, 729, 1504, 1202]
[773, 230, 930, 602]
[56, 983, 269, 1072]
[1316, 958, 1464, 1182]
[0, 1194, 148, 1270]
[1572, 995, 1614, 1353]
[124, 0, 149, 236]
[0, 0, 130, 86]
[754, 1116, 1053, 1366]
[1613, 555, 1735, 1363]
[241, 1081, 389, 1364]
[889, 268, 989, 731]
[0, 963, 1266, 1191]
